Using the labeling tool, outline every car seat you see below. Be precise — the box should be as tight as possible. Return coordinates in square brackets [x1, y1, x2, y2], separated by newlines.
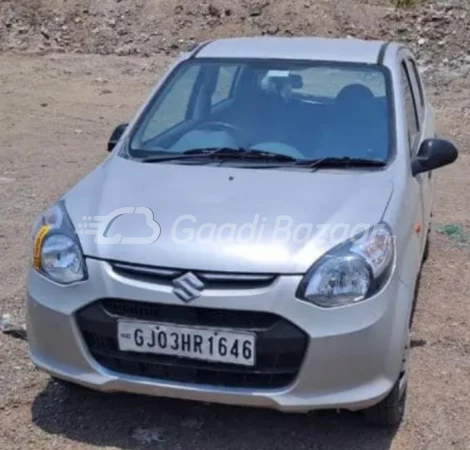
[319, 83, 388, 160]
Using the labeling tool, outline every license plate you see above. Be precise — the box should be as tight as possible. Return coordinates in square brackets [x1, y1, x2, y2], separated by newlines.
[117, 320, 256, 366]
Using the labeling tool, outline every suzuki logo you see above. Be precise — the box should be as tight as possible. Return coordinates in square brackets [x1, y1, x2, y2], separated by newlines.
[172, 272, 204, 303]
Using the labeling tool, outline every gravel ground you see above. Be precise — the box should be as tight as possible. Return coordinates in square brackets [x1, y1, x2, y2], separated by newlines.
[0, 51, 469, 450]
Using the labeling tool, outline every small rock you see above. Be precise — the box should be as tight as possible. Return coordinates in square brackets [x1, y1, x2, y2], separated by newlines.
[0, 314, 13, 332]
[114, 46, 126, 55]
[100, 89, 113, 95]
[40, 102, 48, 107]
[208, 3, 220, 17]
[40, 27, 50, 39]
[61, 25, 68, 31]
[74, 17, 81, 24]
[1, 315, 27, 340]
[418, 38, 426, 46]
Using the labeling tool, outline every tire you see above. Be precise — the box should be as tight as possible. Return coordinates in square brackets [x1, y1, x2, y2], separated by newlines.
[409, 270, 422, 328]
[422, 233, 430, 262]
[363, 331, 409, 427]
[363, 378, 407, 427]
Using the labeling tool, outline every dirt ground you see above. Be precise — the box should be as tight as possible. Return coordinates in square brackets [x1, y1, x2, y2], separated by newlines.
[0, 49, 469, 450]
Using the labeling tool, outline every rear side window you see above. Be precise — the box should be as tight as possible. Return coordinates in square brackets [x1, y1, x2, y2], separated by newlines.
[408, 59, 424, 108]
[400, 62, 420, 152]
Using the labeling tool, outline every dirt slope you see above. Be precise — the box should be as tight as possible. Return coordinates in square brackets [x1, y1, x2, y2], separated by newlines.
[1, 0, 469, 73]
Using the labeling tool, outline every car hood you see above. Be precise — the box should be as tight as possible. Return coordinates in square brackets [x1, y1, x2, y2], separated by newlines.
[64, 156, 394, 274]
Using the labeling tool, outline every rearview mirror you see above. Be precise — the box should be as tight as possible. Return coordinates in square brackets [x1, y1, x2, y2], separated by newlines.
[289, 74, 303, 89]
[107, 123, 128, 152]
[411, 138, 458, 176]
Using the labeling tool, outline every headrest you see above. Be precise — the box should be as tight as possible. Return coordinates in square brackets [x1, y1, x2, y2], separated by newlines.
[336, 83, 375, 106]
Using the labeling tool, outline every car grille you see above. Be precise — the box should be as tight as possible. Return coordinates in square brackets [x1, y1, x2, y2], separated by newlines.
[76, 299, 308, 389]
[109, 262, 277, 290]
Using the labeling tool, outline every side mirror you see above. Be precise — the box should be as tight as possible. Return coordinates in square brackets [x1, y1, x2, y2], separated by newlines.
[107, 123, 128, 152]
[411, 138, 458, 176]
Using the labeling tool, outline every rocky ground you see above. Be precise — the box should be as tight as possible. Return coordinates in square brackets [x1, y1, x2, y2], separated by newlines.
[0, 0, 469, 449]
[1, 0, 470, 73]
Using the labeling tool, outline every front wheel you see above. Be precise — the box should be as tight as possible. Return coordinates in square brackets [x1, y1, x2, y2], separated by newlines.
[422, 233, 430, 262]
[363, 330, 409, 427]
[363, 378, 407, 427]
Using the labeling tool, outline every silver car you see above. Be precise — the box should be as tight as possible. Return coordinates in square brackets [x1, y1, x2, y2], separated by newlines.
[26, 37, 458, 426]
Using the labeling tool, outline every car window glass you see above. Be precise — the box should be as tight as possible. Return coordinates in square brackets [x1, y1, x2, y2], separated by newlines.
[408, 59, 424, 107]
[211, 66, 239, 106]
[130, 60, 392, 163]
[406, 58, 425, 123]
[400, 62, 420, 152]
[289, 66, 386, 98]
[141, 65, 201, 142]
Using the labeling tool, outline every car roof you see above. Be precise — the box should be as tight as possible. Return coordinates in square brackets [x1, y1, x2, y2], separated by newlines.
[194, 36, 391, 64]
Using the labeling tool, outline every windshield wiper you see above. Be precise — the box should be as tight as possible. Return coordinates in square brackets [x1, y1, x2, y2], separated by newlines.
[295, 156, 387, 169]
[141, 147, 297, 163]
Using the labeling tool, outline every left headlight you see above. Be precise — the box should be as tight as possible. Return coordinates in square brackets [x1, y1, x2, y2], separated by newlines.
[31, 200, 87, 284]
[296, 223, 395, 308]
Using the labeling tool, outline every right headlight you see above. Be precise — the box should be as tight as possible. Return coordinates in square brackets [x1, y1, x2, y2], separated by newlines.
[31, 201, 87, 284]
[296, 223, 395, 308]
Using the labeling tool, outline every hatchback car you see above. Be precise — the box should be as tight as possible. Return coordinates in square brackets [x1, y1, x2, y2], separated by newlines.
[26, 37, 458, 426]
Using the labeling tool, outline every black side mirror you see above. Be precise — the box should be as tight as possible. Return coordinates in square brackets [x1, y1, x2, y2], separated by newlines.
[411, 138, 458, 176]
[107, 123, 128, 152]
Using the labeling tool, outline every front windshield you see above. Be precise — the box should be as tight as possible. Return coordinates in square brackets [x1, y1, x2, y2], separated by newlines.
[128, 58, 392, 162]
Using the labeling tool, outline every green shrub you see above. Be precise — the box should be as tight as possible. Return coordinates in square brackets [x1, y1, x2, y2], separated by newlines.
[394, 0, 425, 7]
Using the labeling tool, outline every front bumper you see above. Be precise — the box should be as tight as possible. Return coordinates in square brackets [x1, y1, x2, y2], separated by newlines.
[26, 258, 412, 412]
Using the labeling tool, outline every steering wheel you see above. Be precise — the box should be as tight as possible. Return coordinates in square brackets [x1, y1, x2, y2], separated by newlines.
[193, 121, 251, 147]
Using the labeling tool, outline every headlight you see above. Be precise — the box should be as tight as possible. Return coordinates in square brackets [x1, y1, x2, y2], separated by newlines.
[31, 201, 87, 284]
[296, 223, 394, 308]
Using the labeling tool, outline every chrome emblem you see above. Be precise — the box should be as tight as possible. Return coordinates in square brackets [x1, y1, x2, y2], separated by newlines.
[172, 272, 204, 303]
